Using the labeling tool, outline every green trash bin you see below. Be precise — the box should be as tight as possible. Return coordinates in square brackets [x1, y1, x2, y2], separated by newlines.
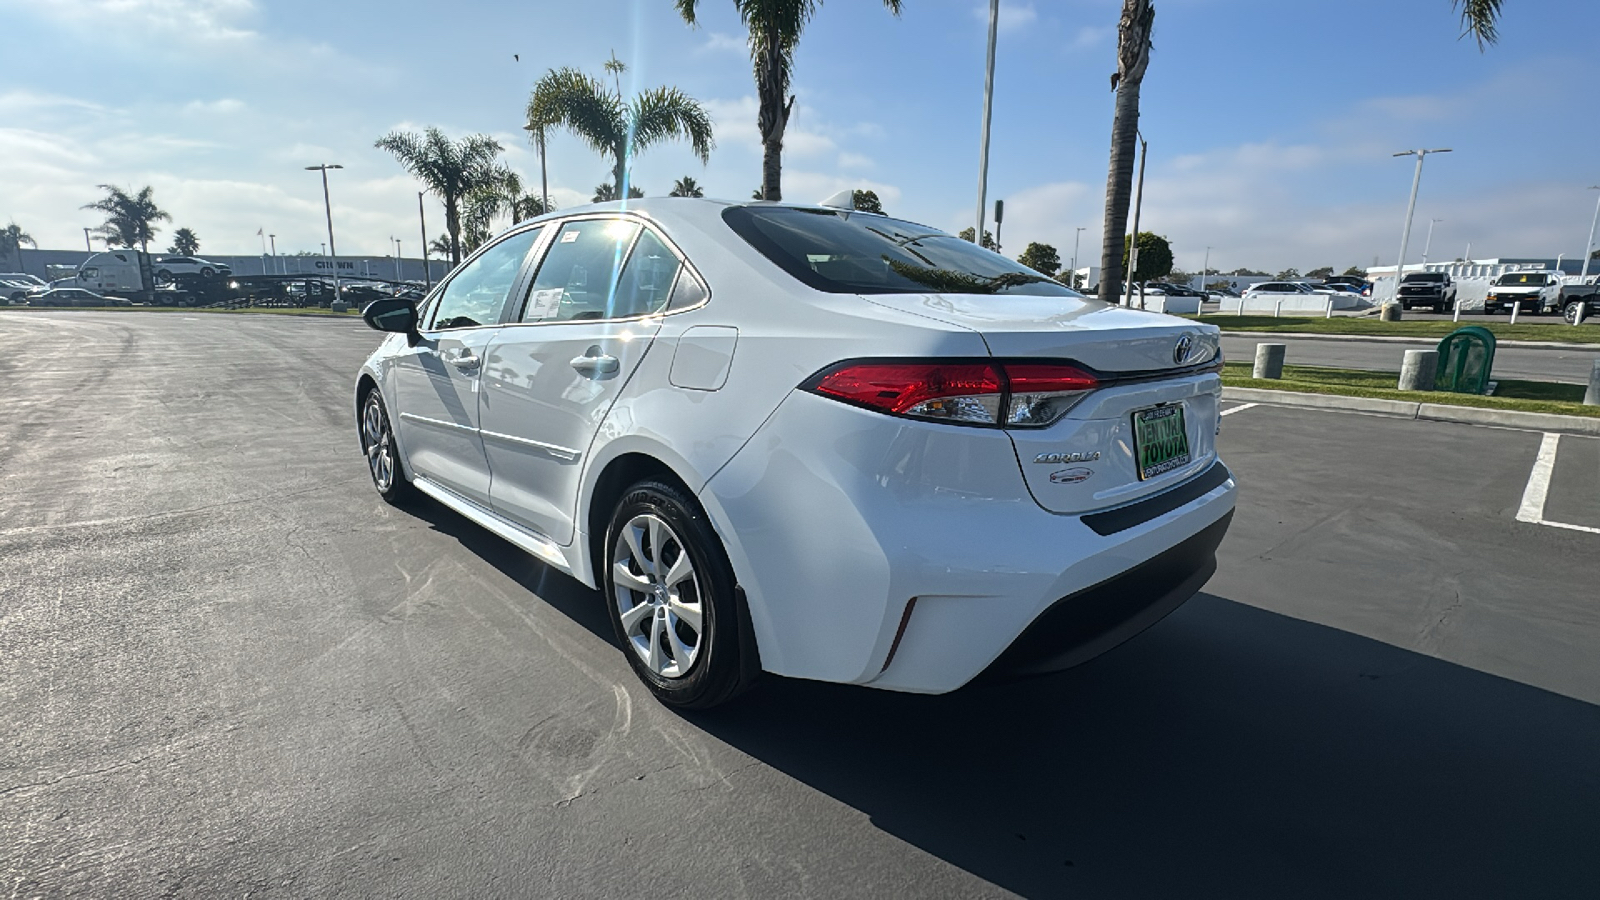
[1435, 326, 1496, 394]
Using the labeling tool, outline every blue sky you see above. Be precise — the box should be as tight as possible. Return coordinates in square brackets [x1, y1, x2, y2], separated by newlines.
[2, 0, 1596, 274]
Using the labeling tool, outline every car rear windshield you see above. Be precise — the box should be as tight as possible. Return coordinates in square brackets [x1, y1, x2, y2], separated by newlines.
[722, 206, 1082, 297]
[1403, 273, 1445, 283]
[1496, 273, 1550, 286]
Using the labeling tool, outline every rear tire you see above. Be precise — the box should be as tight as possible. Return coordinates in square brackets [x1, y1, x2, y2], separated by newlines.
[359, 388, 415, 506]
[603, 480, 756, 710]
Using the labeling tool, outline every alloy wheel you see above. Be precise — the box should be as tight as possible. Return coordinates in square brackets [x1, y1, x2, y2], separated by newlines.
[611, 514, 704, 679]
[362, 394, 395, 492]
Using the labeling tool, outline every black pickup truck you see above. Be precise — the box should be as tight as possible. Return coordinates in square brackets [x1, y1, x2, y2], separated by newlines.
[1396, 272, 1456, 312]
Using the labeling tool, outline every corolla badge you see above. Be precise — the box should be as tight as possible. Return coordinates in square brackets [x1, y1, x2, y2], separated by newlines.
[1049, 467, 1094, 485]
[1034, 450, 1100, 464]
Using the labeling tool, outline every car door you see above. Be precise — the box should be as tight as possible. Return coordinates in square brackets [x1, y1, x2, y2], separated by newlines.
[391, 225, 545, 507]
[480, 217, 693, 545]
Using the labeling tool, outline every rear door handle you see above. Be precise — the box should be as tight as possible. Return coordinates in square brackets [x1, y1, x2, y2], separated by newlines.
[570, 354, 620, 376]
[447, 351, 480, 370]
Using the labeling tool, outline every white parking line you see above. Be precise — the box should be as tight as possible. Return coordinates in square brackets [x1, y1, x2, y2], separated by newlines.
[1515, 432, 1600, 534]
[1219, 403, 1259, 417]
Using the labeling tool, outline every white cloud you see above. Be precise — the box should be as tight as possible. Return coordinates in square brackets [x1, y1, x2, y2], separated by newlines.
[183, 98, 245, 115]
[837, 152, 874, 170]
[782, 171, 902, 210]
[9, 0, 258, 41]
[972, 2, 1037, 34]
[1069, 26, 1111, 51]
[701, 31, 746, 54]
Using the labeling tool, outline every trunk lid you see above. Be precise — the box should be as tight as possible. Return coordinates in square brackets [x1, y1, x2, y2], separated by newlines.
[864, 292, 1224, 516]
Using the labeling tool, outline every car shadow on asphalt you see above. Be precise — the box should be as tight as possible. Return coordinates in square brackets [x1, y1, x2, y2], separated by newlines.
[401, 495, 1600, 898]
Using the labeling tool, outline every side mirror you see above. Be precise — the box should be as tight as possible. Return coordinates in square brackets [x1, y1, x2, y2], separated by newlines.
[362, 297, 420, 344]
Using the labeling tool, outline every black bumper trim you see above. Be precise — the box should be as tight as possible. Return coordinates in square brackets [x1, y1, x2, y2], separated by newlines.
[981, 509, 1234, 679]
[1081, 461, 1232, 537]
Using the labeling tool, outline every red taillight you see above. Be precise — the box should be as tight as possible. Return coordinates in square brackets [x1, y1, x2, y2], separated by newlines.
[805, 361, 1100, 428]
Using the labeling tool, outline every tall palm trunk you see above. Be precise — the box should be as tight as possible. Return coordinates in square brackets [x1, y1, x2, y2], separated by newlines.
[756, 28, 791, 201]
[444, 195, 462, 266]
[1098, 0, 1154, 305]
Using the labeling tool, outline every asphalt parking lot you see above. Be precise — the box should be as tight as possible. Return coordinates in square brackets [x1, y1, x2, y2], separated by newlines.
[3, 311, 1597, 898]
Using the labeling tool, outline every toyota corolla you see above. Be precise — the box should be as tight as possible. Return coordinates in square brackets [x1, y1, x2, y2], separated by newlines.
[354, 197, 1235, 708]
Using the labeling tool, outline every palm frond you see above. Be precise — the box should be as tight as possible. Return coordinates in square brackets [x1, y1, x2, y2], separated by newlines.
[628, 86, 715, 163]
[528, 67, 626, 159]
[1454, 0, 1502, 49]
[674, 0, 701, 26]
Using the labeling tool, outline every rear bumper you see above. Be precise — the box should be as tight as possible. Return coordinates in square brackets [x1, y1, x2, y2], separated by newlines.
[698, 391, 1236, 694]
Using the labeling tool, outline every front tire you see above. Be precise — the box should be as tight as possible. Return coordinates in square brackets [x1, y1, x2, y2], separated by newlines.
[360, 389, 414, 505]
[604, 480, 754, 709]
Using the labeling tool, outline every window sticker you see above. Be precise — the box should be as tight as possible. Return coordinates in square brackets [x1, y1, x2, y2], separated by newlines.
[560, 230, 581, 243]
[526, 287, 564, 320]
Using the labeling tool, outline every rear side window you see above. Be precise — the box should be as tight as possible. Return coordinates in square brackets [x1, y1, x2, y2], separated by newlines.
[521, 219, 641, 322]
[722, 206, 1081, 297]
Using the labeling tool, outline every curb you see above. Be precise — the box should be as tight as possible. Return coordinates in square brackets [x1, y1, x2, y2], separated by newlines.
[1220, 386, 1600, 436]
[1219, 330, 1599, 352]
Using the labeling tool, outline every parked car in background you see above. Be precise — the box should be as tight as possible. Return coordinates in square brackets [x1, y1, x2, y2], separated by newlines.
[1485, 271, 1562, 315]
[27, 288, 129, 307]
[153, 256, 231, 282]
[1142, 282, 1205, 298]
[1396, 272, 1456, 312]
[1, 273, 47, 303]
[1242, 281, 1315, 299]
[353, 197, 1235, 708]
[1323, 275, 1371, 292]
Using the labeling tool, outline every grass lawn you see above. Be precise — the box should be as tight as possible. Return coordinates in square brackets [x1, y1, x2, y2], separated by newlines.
[1223, 362, 1600, 419]
[1190, 314, 1600, 345]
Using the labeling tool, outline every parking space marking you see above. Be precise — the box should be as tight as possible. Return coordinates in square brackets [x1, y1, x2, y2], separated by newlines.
[1515, 432, 1600, 534]
[1219, 403, 1259, 417]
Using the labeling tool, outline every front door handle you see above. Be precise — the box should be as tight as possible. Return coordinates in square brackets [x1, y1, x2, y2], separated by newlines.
[447, 351, 480, 370]
[570, 353, 620, 376]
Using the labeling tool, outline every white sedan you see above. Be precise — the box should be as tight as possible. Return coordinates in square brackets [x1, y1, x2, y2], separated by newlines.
[152, 256, 231, 281]
[354, 198, 1236, 708]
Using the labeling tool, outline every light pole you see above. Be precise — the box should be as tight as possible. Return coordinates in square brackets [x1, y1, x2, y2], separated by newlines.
[1580, 186, 1600, 282]
[1390, 148, 1451, 302]
[1421, 218, 1443, 266]
[1123, 132, 1149, 309]
[418, 192, 431, 290]
[1071, 226, 1086, 289]
[306, 163, 343, 302]
[973, 0, 999, 246]
[83, 227, 93, 252]
[269, 234, 278, 274]
[521, 123, 551, 215]
[1200, 246, 1212, 291]
[393, 237, 402, 283]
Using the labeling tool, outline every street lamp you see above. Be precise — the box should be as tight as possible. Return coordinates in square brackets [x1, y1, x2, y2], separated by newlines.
[305, 163, 343, 302]
[1200, 246, 1212, 291]
[1580, 186, 1600, 282]
[1071, 226, 1086, 289]
[521, 122, 550, 214]
[83, 227, 93, 252]
[393, 237, 402, 283]
[269, 234, 278, 274]
[973, 0, 999, 246]
[1421, 218, 1443, 266]
[1390, 148, 1451, 302]
[418, 192, 431, 290]
[1123, 132, 1149, 309]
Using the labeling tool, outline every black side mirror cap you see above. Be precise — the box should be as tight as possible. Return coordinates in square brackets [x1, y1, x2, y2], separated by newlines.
[362, 297, 419, 342]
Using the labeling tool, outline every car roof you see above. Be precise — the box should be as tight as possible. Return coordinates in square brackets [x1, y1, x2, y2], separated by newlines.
[508, 195, 917, 235]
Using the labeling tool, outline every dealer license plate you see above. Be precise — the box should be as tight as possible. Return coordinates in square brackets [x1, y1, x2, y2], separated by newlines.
[1132, 404, 1191, 480]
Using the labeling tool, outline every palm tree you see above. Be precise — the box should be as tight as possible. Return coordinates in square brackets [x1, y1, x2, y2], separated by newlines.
[669, 176, 705, 198]
[82, 185, 170, 252]
[374, 127, 515, 266]
[0, 222, 36, 270]
[528, 65, 714, 201]
[168, 227, 200, 255]
[674, 0, 903, 202]
[513, 194, 555, 220]
[593, 182, 646, 203]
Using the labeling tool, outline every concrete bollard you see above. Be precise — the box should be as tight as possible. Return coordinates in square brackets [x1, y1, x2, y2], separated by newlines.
[1325, 298, 1335, 318]
[1253, 343, 1286, 380]
[1274, 300, 1283, 318]
[1453, 298, 1462, 323]
[1585, 359, 1600, 406]
[1577, 302, 1589, 326]
[1509, 302, 1520, 325]
[330, 300, 350, 313]
[1379, 302, 1402, 322]
[1398, 349, 1438, 392]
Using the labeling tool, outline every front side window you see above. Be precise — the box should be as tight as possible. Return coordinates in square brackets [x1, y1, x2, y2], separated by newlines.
[521, 219, 642, 322]
[429, 226, 543, 330]
[723, 206, 1081, 297]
